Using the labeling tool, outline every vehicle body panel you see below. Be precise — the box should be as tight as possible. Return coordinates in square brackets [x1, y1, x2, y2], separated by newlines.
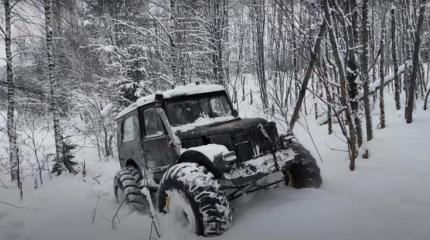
[117, 111, 144, 170]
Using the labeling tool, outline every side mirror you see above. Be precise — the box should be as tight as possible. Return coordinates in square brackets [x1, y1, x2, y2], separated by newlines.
[232, 109, 239, 118]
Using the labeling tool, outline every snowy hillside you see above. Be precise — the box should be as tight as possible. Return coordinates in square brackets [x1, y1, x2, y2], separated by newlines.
[1, 96, 429, 240]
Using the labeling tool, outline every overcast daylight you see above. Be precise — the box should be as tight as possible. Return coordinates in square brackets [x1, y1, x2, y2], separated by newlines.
[1, 0, 430, 240]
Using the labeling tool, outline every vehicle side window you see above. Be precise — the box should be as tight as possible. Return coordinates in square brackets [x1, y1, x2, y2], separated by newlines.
[143, 108, 164, 137]
[122, 116, 135, 142]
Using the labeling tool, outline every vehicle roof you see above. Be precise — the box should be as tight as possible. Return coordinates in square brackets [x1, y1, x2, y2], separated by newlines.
[116, 83, 225, 119]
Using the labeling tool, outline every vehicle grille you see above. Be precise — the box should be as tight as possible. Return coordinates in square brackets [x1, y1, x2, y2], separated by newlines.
[231, 122, 279, 163]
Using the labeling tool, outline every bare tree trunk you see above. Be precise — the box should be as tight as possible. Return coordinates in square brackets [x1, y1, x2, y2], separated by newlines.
[276, 4, 285, 106]
[222, 0, 229, 85]
[424, 88, 430, 110]
[371, 0, 377, 105]
[391, 6, 401, 110]
[346, 0, 363, 147]
[313, 79, 318, 120]
[291, 0, 299, 103]
[289, 22, 326, 131]
[211, 0, 226, 85]
[45, 0, 66, 173]
[320, 51, 333, 135]
[361, 0, 373, 141]
[323, 0, 357, 170]
[4, 0, 20, 190]
[402, 1, 413, 99]
[379, 13, 386, 129]
[169, 0, 181, 85]
[405, 0, 426, 123]
[252, 0, 268, 110]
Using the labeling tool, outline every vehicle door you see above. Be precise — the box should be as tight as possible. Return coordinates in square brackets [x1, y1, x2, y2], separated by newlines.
[117, 111, 144, 168]
[140, 106, 177, 182]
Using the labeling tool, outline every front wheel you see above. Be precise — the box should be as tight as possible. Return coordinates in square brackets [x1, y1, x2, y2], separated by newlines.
[158, 162, 232, 236]
[285, 142, 322, 188]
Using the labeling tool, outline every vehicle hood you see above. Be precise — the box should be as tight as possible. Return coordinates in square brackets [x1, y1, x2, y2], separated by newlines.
[175, 117, 267, 140]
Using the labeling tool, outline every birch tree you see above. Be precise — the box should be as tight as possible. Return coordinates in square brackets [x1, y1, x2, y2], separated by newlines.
[361, 0, 373, 141]
[2, 0, 19, 184]
[44, 0, 74, 174]
[251, 0, 268, 110]
[323, 0, 358, 170]
[379, 12, 387, 129]
[345, 0, 363, 147]
[391, 6, 401, 110]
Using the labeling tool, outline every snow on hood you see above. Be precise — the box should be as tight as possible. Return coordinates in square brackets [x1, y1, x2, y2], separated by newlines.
[116, 83, 225, 119]
[172, 116, 236, 133]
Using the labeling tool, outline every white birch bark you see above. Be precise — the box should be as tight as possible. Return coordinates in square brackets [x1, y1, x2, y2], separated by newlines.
[44, 0, 64, 172]
[4, 0, 19, 182]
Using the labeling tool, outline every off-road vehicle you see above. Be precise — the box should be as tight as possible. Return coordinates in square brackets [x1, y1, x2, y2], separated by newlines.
[113, 84, 322, 236]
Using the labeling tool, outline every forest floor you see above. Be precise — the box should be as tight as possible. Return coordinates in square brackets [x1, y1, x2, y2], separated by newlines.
[1, 94, 430, 240]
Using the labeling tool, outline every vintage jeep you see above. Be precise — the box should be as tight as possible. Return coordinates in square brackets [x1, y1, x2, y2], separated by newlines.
[113, 84, 322, 236]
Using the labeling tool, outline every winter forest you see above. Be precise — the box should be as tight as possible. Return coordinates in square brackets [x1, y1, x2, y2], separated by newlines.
[1, 0, 430, 239]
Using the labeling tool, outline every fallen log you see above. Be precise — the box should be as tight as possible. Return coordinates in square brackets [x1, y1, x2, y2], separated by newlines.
[317, 60, 412, 125]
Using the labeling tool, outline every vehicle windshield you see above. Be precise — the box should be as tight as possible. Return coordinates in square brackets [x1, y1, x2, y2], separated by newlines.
[165, 95, 233, 126]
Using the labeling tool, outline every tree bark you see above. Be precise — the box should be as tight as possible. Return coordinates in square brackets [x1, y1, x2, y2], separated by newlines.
[361, 0, 373, 141]
[169, 0, 181, 85]
[323, 0, 357, 170]
[289, 22, 326, 131]
[379, 13, 386, 129]
[424, 88, 430, 110]
[45, 0, 66, 173]
[252, 0, 268, 110]
[4, 0, 19, 184]
[210, 0, 228, 85]
[346, 0, 363, 147]
[405, 0, 426, 123]
[391, 6, 401, 110]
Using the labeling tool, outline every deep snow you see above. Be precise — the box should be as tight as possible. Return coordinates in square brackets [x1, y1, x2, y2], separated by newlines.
[1, 93, 430, 240]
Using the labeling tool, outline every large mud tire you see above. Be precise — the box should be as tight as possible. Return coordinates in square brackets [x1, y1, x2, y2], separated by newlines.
[114, 167, 148, 212]
[158, 162, 232, 236]
[286, 142, 323, 188]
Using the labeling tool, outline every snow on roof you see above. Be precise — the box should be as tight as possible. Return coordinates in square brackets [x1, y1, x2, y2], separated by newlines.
[117, 83, 225, 119]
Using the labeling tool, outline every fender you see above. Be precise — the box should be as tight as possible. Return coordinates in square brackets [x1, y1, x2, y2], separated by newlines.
[177, 144, 230, 179]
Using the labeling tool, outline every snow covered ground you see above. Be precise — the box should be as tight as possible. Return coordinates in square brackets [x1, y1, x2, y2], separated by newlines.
[1, 94, 430, 240]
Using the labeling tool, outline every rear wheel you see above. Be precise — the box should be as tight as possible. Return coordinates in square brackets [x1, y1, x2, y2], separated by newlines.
[114, 167, 148, 212]
[158, 162, 232, 236]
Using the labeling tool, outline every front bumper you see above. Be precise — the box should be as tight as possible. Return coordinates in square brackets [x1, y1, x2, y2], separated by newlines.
[222, 148, 296, 185]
